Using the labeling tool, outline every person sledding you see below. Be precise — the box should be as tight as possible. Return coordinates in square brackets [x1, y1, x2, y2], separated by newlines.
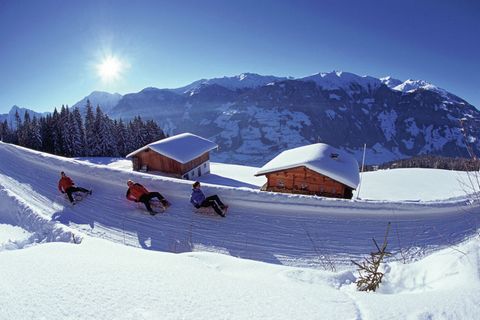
[126, 179, 170, 215]
[190, 181, 228, 217]
[58, 171, 92, 204]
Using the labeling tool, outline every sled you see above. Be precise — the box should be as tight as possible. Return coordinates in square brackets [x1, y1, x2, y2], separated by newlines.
[136, 199, 170, 215]
[193, 205, 228, 217]
[151, 199, 171, 213]
[64, 190, 92, 205]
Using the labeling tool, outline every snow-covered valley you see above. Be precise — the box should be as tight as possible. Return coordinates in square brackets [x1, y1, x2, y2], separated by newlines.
[1, 142, 479, 319]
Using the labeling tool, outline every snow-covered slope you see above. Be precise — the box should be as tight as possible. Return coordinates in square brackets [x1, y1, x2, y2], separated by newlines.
[0, 142, 478, 265]
[1, 143, 480, 319]
[1, 235, 478, 319]
[380, 75, 402, 88]
[393, 79, 444, 94]
[389, 79, 465, 104]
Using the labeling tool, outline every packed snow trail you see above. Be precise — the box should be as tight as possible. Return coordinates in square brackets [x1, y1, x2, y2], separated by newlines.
[0, 142, 479, 267]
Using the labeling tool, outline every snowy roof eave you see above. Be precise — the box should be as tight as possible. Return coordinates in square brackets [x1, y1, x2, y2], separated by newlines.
[126, 133, 218, 164]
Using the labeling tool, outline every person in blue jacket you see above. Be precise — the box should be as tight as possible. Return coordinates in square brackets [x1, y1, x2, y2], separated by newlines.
[190, 181, 228, 217]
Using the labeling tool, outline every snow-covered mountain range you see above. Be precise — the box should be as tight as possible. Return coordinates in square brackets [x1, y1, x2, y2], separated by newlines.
[107, 71, 480, 165]
[71, 91, 123, 115]
[3, 71, 479, 165]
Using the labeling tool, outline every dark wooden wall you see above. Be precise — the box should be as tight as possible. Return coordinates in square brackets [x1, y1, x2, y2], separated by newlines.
[132, 149, 209, 176]
[181, 153, 209, 173]
[264, 166, 353, 199]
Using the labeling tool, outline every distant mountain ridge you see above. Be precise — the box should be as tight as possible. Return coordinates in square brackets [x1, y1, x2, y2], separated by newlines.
[71, 91, 123, 115]
[106, 71, 479, 165]
[3, 71, 479, 165]
[0, 105, 47, 129]
[171, 72, 289, 95]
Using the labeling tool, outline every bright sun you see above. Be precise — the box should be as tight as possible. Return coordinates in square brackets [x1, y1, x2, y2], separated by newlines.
[96, 55, 123, 82]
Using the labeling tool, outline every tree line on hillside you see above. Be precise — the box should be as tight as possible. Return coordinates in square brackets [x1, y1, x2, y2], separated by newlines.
[0, 100, 166, 157]
[364, 154, 480, 172]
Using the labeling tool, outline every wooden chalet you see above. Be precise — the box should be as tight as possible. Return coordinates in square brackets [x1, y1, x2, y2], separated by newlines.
[255, 143, 359, 199]
[126, 133, 218, 180]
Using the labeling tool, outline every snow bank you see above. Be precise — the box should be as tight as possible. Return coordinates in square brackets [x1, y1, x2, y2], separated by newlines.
[0, 177, 81, 250]
[0, 224, 31, 250]
[344, 235, 480, 319]
[1, 233, 478, 319]
[0, 238, 357, 320]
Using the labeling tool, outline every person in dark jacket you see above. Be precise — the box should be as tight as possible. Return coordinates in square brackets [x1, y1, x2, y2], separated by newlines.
[58, 171, 92, 204]
[126, 180, 170, 214]
[190, 181, 227, 217]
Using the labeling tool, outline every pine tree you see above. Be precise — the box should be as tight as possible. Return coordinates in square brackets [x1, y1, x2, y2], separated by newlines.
[0, 120, 9, 142]
[40, 115, 54, 153]
[145, 119, 166, 143]
[113, 119, 128, 157]
[17, 111, 32, 147]
[129, 116, 148, 150]
[93, 106, 116, 156]
[30, 116, 43, 150]
[4, 102, 166, 159]
[71, 108, 86, 156]
[51, 108, 64, 155]
[84, 101, 96, 156]
[60, 105, 74, 156]
[13, 110, 22, 144]
[14, 110, 21, 130]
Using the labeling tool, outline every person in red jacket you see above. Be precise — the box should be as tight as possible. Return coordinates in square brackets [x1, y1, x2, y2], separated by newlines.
[58, 171, 92, 204]
[126, 180, 170, 214]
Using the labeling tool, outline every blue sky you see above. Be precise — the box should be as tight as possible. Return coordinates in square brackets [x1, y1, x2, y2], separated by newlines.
[0, 0, 479, 113]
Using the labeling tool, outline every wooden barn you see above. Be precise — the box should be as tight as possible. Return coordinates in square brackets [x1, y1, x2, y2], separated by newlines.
[126, 132, 218, 180]
[255, 143, 359, 199]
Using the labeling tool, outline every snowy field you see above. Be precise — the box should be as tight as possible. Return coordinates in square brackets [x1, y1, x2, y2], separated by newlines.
[1, 142, 479, 319]
[82, 157, 476, 201]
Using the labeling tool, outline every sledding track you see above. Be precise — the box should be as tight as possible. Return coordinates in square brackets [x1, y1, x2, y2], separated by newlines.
[1, 142, 479, 267]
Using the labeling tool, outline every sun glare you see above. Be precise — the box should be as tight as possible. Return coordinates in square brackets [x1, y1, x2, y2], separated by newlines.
[96, 55, 123, 82]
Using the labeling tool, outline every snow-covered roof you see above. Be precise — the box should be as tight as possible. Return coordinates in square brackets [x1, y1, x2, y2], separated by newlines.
[126, 133, 218, 164]
[255, 143, 360, 189]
